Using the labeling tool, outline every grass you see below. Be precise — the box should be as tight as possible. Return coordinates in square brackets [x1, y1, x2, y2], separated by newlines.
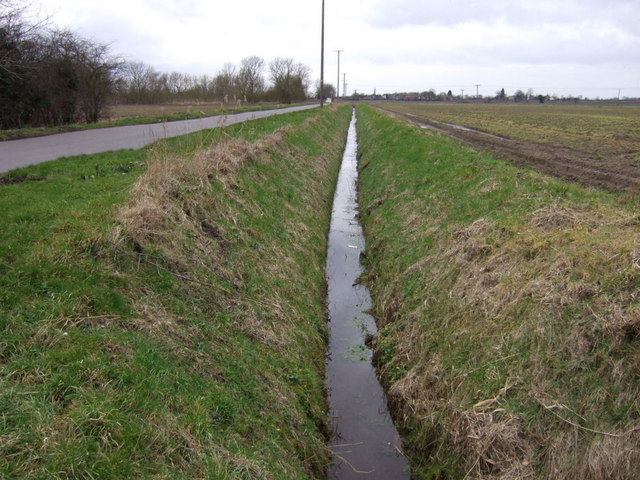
[356, 104, 640, 479]
[380, 101, 640, 161]
[0, 102, 312, 141]
[0, 105, 352, 478]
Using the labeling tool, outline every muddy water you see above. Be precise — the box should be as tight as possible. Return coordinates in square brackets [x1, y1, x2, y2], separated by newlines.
[325, 110, 410, 479]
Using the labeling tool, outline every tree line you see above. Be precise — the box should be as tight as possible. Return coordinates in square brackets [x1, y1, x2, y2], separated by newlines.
[0, 0, 313, 129]
[116, 56, 312, 106]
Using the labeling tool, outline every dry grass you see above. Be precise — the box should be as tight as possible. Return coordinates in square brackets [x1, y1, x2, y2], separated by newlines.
[118, 129, 288, 246]
[382, 206, 640, 477]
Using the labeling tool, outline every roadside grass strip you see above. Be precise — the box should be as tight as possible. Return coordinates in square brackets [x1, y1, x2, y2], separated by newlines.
[356, 104, 640, 479]
[0, 105, 352, 478]
[0, 103, 310, 141]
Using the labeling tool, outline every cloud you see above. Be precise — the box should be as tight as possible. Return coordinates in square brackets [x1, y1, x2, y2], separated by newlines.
[31, 0, 640, 98]
[367, 0, 640, 34]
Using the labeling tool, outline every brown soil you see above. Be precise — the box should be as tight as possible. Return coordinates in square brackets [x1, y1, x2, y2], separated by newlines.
[383, 108, 640, 192]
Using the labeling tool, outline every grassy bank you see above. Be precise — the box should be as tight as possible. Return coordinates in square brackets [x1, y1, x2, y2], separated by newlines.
[356, 104, 640, 479]
[0, 105, 352, 478]
[0, 103, 310, 141]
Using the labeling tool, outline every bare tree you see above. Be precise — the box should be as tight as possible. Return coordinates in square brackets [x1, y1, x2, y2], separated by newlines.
[237, 55, 264, 103]
[269, 57, 310, 104]
[212, 62, 237, 102]
[121, 61, 163, 103]
[75, 39, 120, 122]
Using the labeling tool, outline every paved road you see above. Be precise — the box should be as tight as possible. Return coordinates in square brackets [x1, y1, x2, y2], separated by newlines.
[0, 104, 318, 173]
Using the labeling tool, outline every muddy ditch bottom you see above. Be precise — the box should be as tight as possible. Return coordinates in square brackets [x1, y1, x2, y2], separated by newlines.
[325, 110, 410, 479]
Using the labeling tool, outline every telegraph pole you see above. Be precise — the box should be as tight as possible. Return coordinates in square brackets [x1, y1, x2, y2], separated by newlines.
[460, 88, 464, 99]
[335, 49, 343, 99]
[320, 0, 325, 107]
[343, 73, 347, 99]
[474, 84, 481, 100]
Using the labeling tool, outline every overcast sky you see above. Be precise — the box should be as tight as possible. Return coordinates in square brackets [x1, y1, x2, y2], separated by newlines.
[33, 0, 640, 99]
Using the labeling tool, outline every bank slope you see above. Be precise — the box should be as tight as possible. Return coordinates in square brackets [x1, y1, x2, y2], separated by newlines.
[356, 104, 640, 480]
[0, 105, 352, 479]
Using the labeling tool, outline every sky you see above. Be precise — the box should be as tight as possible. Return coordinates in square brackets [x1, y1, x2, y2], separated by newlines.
[31, 0, 640, 99]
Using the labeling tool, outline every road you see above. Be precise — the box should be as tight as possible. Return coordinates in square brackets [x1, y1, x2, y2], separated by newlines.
[0, 104, 317, 174]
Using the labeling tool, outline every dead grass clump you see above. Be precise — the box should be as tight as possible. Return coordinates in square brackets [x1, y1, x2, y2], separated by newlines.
[601, 306, 640, 343]
[118, 129, 288, 246]
[530, 204, 582, 230]
[458, 410, 534, 480]
[454, 217, 492, 239]
[542, 431, 640, 480]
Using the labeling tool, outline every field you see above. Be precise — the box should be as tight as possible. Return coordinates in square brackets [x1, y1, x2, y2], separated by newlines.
[379, 101, 640, 191]
[105, 103, 234, 120]
[356, 104, 640, 479]
[0, 105, 352, 478]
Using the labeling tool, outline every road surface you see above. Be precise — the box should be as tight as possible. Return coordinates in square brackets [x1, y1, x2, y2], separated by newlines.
[0, 104, 317, 174]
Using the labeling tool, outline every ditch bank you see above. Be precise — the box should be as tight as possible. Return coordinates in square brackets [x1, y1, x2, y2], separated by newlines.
[356, 104, 640, 479]
[0, 106, 352, 478]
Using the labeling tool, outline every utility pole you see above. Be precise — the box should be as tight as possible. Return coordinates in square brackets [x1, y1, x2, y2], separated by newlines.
[320, 0, 325, 107]
[343, 73, 347, 100]
[474, 84, 481, 100]
[461, 88, 464, 99]
[335, 49, 343, 99]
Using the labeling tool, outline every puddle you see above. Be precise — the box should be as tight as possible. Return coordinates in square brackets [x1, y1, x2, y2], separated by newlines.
[325, 110, 410, 479]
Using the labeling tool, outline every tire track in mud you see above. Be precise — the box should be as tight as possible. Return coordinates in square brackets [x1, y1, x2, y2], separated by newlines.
[379, 107, 640, 193]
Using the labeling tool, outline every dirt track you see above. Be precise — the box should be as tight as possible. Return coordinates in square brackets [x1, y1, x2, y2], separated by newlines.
[381, 108, 640, 192]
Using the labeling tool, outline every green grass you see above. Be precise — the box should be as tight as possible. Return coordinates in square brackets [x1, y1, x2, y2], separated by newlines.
[0, 103, 312, 141]
[356, 104, 640, 479]
[0, 105, 352, 478]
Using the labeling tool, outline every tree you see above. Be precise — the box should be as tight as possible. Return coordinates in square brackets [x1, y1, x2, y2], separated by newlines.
[314, 80, 335, 100]
[212, 62, 237, 102]
[268, 57, 310, 104]
[514, 89, 526, 102]
[75, 39, 120, 123]
[237, 56, 264, 103]
[122, 61, 158, 103]
[496, 88, 506, 100]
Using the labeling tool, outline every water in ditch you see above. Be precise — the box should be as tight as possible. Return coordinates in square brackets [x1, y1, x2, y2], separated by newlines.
[326, 110, 410, 479]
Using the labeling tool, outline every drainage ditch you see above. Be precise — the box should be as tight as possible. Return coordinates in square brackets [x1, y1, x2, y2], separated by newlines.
[325, 109, 410, 479]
